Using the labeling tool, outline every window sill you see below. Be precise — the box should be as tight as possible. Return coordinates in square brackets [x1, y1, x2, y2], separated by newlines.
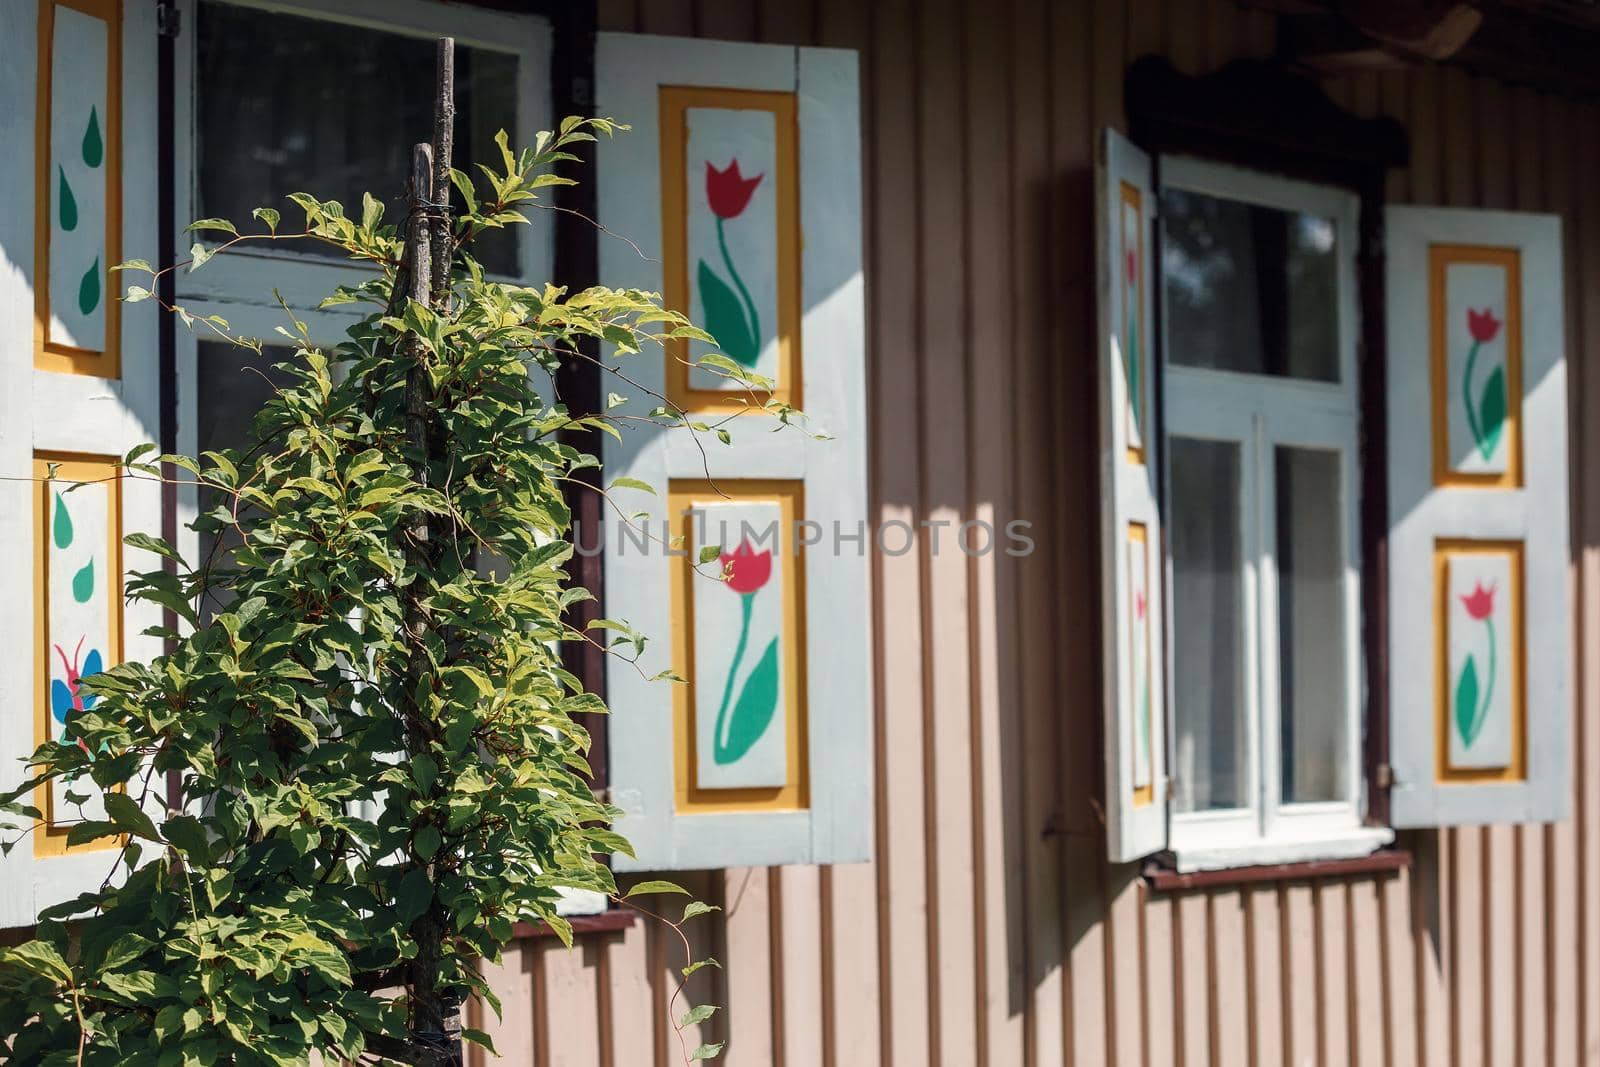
[1162, 825, 1396, 877]
[512, 909, 636, 940]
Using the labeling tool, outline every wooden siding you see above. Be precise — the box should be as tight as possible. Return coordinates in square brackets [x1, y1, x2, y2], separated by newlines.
[474, 1, 1600, 1063]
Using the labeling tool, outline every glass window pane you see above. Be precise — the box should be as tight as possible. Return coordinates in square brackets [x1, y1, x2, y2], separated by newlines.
[1275, 446, 1349, 804]
[1161, 188, 1339, 382]
[196, 341, 295, 618]
[1170, 436, 1248, 812]
[197, 2, 521, 276]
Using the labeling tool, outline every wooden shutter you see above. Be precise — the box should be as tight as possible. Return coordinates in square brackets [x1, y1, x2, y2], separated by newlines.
[1385, 206, 1570, 826]
[1097, 129, 1167, 861]
[595, 34, 869, 870]
[0, 0, 165, 927]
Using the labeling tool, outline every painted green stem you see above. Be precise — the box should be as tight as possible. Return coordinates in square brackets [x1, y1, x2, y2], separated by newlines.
[1463, 338, 1488, 460]
[714, 592, 755, 751]
[1470, 616, 1497, 747]
[716, 216, 760, 351]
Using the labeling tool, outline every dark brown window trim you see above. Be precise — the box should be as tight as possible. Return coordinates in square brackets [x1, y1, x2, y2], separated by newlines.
[1142, 847, 1413, 893]
[513, 908, 636, 940]
[1124, 56, 1410, 831]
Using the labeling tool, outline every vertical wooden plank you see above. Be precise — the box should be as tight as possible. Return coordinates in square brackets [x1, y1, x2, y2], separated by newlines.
[690, 0, 756, 42]
[480, 940, 540, 1067]
[1246, 884, 1284, 1067]
[1209, 890, 1250, 1067]
[868, 0, 932, 1062]
[776, 866, 826, 1067]
[541, 941, 604, 1067]
[720, 867, 776, 1064]
[636, 0, 694, 36]
[1143, 888, 1177, 1067]
[1015, 0, 1068, 1061]
[822, 862, 882, 1067]
[1543, 88, 1583, 1067]
[1175, 891, 1212, 1067]
[600, 917, 658, 1067]
[1380, 868, 1420, 1067]
[755, 0, 813, 44]
[594, 0, 639, 33]
[1105, 871, 1146, 1067]
[1577, 95, 1600, 1067]
[961, 0, 1026, 1059]
[1316, 883, 1351, 1067]
[913, 0, 980, 1061]
[1348, 878, 1387, 1067]
[1282, 883, 1318, 1067]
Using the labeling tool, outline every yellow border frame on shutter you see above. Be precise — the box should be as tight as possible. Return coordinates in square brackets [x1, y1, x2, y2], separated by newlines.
[1129, 521, 1154, 808]
[1429, 245, 1521, 490]
[669, 480, 808, 813]
[33, 453, 125, 857]
[659, 86, 800, 415]
[34, 0, 124, 380]
[1434, 538, 1526, 785]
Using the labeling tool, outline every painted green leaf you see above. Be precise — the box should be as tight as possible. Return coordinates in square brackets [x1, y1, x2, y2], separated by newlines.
[82, 106, 103, 168]
[53, 493, 73, 549]
[715, 636, 779, 765]
[57, 166, 77, 232]
[696, 259, 759, 367]
[1478, 365, 1507, 461]
[73, 558, 95, 604]
[1455, 653, 1481, 748]
[78, 257, 100, 316]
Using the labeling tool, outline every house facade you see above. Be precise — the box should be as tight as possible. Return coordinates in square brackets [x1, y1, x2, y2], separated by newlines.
[4, 0, 1600, 1065]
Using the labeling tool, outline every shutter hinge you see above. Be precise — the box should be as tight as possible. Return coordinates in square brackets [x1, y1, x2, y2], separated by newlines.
[157, 1, 182, 38]
[1375, 763, 1395, 789]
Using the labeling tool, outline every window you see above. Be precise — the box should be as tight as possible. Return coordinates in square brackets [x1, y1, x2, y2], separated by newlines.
[1159, 159, 1379, 864]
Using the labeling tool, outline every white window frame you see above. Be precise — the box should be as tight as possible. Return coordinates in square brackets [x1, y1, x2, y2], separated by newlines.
[1159, 157, 1390, 871]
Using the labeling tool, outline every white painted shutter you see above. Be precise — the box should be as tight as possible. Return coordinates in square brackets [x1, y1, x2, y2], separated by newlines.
[1386, 206, 1570, 826]
[595, 34, 869, 870]
[1096, 129, 1167, 861]
[0, 0, 165, 927]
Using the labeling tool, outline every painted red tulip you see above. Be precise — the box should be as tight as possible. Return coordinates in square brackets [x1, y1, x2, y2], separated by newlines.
[720, 538, 773, 595]
[1460, 580, 1496, 621]
[706, 159, 764, 220]
[1467, 308, 1501, 344]
[1134, 590, 1146, 621]
[1125, 248, 1137, 285]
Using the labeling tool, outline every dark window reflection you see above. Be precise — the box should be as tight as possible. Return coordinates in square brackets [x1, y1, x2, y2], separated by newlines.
[197, 2, 520, 275]
[1161, 188, 1339, 382]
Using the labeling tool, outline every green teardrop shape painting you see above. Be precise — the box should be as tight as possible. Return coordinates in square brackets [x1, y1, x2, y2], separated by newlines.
[72, 558, 95, 604]
[57, 166, 78, 232]
[82, 107, 103, 168]
[78, 257, 100, 316]
[53, 493, 73, 549]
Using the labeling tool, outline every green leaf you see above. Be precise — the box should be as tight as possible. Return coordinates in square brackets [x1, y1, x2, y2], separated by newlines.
[681, 900, 719, 921]
[104, 792, 160, 842]
[1478, 365, 1507, 461]
[1455, 653, 1481, 748]
[252, 206, 281, 234]
[99, 933, 153, 972]
[415, 825, 442, 860]
[715, 637, 780, 765]
[608, 476, 655, 496]
[696, 259, 758, 366]
[82, 106, 103, 168]
[58, 166, 77, 231]
[679, 1003, 719, 1027]
[78, 257, 100, 315]
[185, 218, 239, 237]
[462, 1028, 498, 1055]
[698, 544, 723, 565]
[690, 1041, 725, 1060]
[680, 957, 720, 979]
[53, 493, 73, 549]
[72, 557, 94, 603]
[624, 880, 689, 898]
[1, 941, 73, 986]
[394, 867, 433, 926]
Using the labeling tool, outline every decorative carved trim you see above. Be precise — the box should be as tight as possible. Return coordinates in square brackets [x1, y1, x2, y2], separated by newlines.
[1125, 56, 1408, 187]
